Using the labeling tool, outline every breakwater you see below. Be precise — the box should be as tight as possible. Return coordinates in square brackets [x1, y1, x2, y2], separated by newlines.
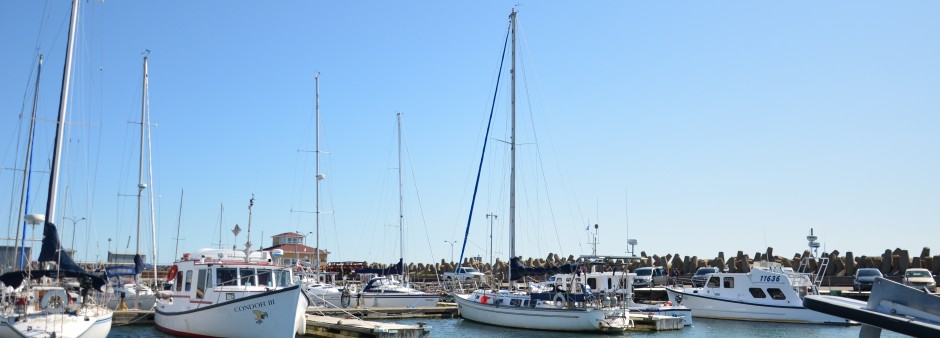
[352, 247, 936, 282]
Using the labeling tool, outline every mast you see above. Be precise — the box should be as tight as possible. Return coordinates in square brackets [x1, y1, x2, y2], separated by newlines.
[217, 204, 223, 249]
[397, 112, 406, 283]
[14, 54, 42, 269]
[244, 195, 254, 263]
[314, 72, 322, 276]
[173, 190, 184, 261]
[134, 55, 149, 308]
[508, 8, 517, 289]
[45, 0, 79, 229]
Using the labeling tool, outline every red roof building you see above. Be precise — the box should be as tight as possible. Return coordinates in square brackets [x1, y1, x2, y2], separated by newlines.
[263, 232, 329, 268]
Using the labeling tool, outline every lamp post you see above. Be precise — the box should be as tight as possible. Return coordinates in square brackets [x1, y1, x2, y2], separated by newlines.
[64, 216, 85, 254]
[444, 240, 457, 263]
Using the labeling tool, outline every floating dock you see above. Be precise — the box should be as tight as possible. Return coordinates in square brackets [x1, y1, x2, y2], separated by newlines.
[629, 313, 684, 331]
[307, 305, 457, 319]
[305, 314, 431, 338]
[112, 310, 154, 326]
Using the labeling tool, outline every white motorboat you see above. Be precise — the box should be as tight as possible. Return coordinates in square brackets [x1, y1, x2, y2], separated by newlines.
[665, 261, 854, 324]
[103, 266, 156, 310]
[154, 248, 309, 338]
[353, 276, 439, 309]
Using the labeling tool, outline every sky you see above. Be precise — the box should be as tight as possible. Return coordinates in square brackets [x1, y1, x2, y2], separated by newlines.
[1, 1, 938, 267]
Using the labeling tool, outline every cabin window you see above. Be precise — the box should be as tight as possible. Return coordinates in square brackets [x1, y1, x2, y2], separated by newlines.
[707, 276, 720, 288]
[607, 278, 613, 290]
[767, 288, 786, 300]
[748, 288, 767, 298]
[184, 270, 193, 291]
[216, 268, 238, 286]
[587, 278, 597, 290]
[175, 271, 184, 291]
[276, 270, 292, 287]
[257, 269, 273, 287]
[196, 269, 208, 299]
[239, 268, 254, 286]
[723, 277, 734, 288]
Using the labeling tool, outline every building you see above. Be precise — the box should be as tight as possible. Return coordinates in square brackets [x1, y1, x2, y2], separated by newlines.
[263, 232, 329, 269]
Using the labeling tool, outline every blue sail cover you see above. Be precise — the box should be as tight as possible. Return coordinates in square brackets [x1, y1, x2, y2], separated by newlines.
[0, 220, 107, 290]
[105, 266, 138, 277]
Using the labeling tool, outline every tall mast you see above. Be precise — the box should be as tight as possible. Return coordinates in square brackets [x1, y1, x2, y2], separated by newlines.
[173, 190, 184, 261]
[45, 0, 80, 227]
[508, 8, 517, 288]
[217, 204, 223, 249]
[245, 195, 254, 263]
[134, 55, 149, 308]
[14, 54, 42, 269]
[397, 112, 406, 283]
[314, 72, 322, 276]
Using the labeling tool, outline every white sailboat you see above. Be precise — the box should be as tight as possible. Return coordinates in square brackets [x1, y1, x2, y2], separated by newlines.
[0, 1, 113, 336]
[154, 196, 309, 337]
[352, 113, 440, 309]
[453, 9, 630, 332]
[299, 72, 344, 308]
[105, 55, 157, 311]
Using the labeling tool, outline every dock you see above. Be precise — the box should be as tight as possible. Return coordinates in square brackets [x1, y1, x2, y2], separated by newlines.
[305, 315, 431, 338]
[629, 313, 684, 331]
[112, 310, 154, 326]
[306, 305, 458, 319]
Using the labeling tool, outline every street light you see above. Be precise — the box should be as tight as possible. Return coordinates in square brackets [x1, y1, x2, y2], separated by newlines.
[64, 216, 86, 254]
[444, 240, 457, 263]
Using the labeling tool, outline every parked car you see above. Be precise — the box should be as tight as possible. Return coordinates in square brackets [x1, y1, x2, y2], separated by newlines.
[691, 267, 719, 288]
[633, 266, 667, 288]
[853, 268, 883, 291]
[443, 266, 485, 281]
[903, 268, 937, 292]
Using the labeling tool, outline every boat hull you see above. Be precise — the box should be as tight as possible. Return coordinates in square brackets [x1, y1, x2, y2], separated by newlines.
[0, 309, 112, 338]
[454, 293, 627, 332]
[665, 287, 851, 324]
[354, 293, 439, 308]
[155, 284, 306, 338]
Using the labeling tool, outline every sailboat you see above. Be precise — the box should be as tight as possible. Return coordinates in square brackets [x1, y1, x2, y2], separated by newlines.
[0, 0, 114, 336]
[351, 113, 440, 309]
[452, 9, 630, 332]
[154, 196, 309, 337]
[104, 55, 157, 311]
[297, 72, 344, 308]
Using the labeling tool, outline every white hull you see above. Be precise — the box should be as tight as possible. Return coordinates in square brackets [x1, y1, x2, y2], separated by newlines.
[454, 293, 627, 332]
[354, 293, 439, 309]
[630, 305, 693, 326]
[666, 287, 849, 324]
[0, 309, 112, 338]
[155, 284, 306, 338]
[305, 289, 343, 308]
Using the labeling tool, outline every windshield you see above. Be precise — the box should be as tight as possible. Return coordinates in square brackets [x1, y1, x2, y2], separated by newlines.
[906, 270, 930, 278]
[635, 269, 652, 276]
[695, 268, 716, 276]
[858, 269, 881, 277]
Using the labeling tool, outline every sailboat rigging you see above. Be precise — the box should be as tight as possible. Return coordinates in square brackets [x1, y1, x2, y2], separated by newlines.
[452, 9, 630, 332]
[0, 0, 114, 335]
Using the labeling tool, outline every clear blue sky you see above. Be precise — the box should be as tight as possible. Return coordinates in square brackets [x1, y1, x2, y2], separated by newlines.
[2, 1, 938, 267]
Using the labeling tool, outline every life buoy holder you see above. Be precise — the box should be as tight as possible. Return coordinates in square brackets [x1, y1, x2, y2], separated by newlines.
[553, 293, 567, 308]
[40, 289, 68, 313]
[166, 265, 179, 282]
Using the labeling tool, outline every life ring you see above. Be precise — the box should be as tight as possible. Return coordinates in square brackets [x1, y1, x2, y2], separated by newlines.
[553, 293, 567, 308]
[340, 291, 351, 308]
[40, 289, 68, 313]
[166, 265, 178, 282]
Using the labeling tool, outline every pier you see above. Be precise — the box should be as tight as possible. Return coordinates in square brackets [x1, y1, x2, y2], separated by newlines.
[305, 315, 431, 338]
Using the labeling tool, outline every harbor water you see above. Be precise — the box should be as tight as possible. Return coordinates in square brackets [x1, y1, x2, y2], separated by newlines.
[108, 318, 911, 337]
